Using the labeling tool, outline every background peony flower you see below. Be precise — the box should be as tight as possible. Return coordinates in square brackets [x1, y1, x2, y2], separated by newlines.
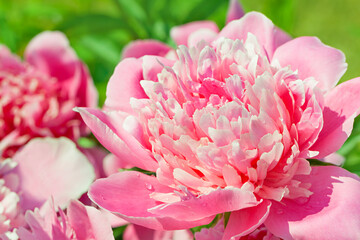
[78, 1, 360, 239]
[0, 137, 95, 238]
[0, 31, 97, 159]
[17, 199, 114, 240]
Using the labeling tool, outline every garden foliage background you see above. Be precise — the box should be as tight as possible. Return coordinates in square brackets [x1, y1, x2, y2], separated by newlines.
[1, 0, 360, 177]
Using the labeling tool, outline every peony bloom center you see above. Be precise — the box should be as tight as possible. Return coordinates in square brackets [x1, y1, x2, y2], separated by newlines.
[131, 35, 319, 203]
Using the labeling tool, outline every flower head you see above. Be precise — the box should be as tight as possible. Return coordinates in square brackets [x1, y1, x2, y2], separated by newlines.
[79, 2, 360, 239]
[0, 31, 97, 158]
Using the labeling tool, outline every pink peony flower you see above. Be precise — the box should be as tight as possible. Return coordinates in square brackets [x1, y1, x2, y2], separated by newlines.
[78, 1, 360, 239]
[17, 199, 114, 240]
[0, 137, 95, 237]
[0, 31, 97, 159]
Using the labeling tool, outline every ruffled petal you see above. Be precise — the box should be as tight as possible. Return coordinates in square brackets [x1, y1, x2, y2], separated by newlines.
[216, 12, 291, 58]
[75, 107, 158, 171]
[265, 166, 360, 240]
[88, 171, 213, 230]
[68, 200, 114, 240]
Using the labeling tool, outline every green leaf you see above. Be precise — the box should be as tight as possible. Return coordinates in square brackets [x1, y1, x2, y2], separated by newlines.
[57, 14, 131, 37]
[113, 225, 128, 240]
[190, 214, 222, 234]
[184, 0, 226, 23]
[119, 167, 156, 176]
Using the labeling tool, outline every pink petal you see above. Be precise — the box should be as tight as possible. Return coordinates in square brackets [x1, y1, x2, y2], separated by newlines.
[148, 187, 258, 222]
[171, 21, 219, 46]
[0, 45, 25, 74]
[68, 200, 114, 240]
[81, 147, 108, 178]
[187, 29, 218, 47]
[226, 0, 245, 24]
[104, 58, 145, 112]
[321, 153, 345, 166]
[12, 138, 95, 211]
[265, 166, 360, 239]
[25, 31, 97, 107]
[142, 55, 174, 81]
[103, 153, 134, 177]
[272, 36, 347, 91]
[310, 77, 360, 158]
[88, 171, 213, 230]
[75, 107, 158, 172]
[216, 12, 291, 58]
[122, 40, 172, 59]
[223, 200, 272, 240]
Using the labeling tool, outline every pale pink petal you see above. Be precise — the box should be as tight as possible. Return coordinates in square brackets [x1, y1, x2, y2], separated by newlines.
[223, 200, 272, 240]
[67, 200, 114, 240]
[88, 171, 214, 230]
[226, 0, 245, 24]
[187, 29, 218, 47]
[122, 40, 172, 59]
[75, 108, 158, 171]
[321, 153, 345, 166]
[265, 166, 360, 239]
[171, 21, 219, 46]
[272, 37, 347, 91]
[142, 55, 174, 81]
[13, 137, 95, 210]
[100, 209, 128, 228]
[104, 58, 145, 112]
[310, 77, 360, 158]
[216, 12, 291, 58]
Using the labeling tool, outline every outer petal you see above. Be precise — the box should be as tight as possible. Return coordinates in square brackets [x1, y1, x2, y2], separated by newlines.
[104, 58, 145, 112]
[88, 171, 214, 230]
[222, 200, 272, 240]
[67, 200, 114, 240]
[265, 166, 360, 240]
[226, 0, 245, 24]
[272, 36, 347, 91]
[12, 138, 95, 210]
[148, 186, 258, 222]
[216, 12, 291, 58]
[75, 107, 158, 172]
[25, 31, 97, 107]
[171, 21, 219, 46]
[310, 77, 360, 158]
[122, 40, 172, 59]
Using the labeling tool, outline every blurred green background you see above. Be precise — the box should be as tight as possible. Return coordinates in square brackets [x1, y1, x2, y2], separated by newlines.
[1, 0, 360, 175]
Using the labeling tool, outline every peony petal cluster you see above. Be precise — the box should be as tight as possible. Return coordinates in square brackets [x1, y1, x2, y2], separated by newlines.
[0, 137, 97, 239]
[0, 31, 97, 159]
[78, 2, 360, 239]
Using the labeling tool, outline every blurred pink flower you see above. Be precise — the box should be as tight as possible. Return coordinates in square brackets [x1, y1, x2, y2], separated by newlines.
[17, 199, 114, 240]
[78, 1, 360, 239]
[0, 137, 95, 238]
[0, 31, 97, 158]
